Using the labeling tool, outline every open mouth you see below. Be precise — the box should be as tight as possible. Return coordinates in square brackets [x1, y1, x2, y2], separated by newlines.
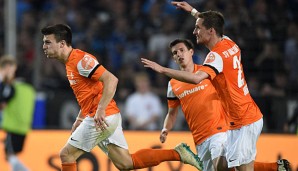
[178, 58, 184, 62]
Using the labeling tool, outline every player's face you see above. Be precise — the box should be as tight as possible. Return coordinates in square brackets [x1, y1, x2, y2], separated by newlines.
[193, 18, 211, 45]
[4, 64, 16, 83]
[171, 42, 193, 68]
[42, 34, 62, 59]
[135, 78, 150, 93]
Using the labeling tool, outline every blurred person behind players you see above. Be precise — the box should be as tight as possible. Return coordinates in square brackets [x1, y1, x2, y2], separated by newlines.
[41, 23, 202, 171]
[0, 55, 36, 171]
[0, 56, 16, 111]
[124, 72, 163, 130]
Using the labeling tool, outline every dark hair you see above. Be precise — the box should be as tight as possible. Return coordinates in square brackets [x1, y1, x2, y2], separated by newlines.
[41, 24, 72, 46]
[198, 11, 224, 37]
[169, 39, 194, 50]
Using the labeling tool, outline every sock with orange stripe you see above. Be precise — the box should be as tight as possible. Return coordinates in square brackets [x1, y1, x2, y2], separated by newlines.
[254, 162, 277, 171]
[61, 162, 77, 171]
[229, 162, 277, 171]
[131, 149, 180, 169]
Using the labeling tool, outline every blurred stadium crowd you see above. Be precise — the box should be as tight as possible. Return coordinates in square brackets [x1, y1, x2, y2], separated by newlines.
[0, 0, 298, 133]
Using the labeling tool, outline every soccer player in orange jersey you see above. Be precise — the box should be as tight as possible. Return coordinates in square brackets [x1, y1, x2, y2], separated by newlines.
[162, 39, 229, 171]
[160, 38, 290, 171]
[141, 2, 290, 170]
[41, 24, 202, 171]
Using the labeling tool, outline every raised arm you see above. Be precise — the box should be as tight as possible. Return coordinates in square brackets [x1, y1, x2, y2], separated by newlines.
[171, 1, 200, 19]
[141, 58, 208, 84]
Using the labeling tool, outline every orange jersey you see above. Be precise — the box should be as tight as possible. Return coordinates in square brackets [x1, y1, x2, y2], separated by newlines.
[65, 49, 119, 117]
[167, 64, 228, 145]
[200, 36, 263, 129]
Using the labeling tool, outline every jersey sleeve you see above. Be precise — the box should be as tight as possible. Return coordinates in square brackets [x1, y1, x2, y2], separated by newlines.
[77, 54, 106, 80]
[201, 51, 223, 80]
[166, 81, 180, 108]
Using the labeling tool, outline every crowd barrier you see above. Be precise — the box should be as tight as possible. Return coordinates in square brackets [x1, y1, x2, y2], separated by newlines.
[0, 130, 297, 171]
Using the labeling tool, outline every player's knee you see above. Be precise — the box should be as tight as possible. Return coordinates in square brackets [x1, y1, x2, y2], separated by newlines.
[59, 146, 77, 163]
[59, 147, 69, 162]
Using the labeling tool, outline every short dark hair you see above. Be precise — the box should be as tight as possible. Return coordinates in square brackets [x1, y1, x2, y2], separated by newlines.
[198, 11, 224, 37]
[169, 39, 194, 50]
[41, 24, 72, 46]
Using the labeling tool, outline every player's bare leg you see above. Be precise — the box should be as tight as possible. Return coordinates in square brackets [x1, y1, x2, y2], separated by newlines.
[213, 156, 229, 171]
[59, 143, 85, 171]
[107, 144, 134, 170]
[60, 143, 85, 162]
[107, 143, 202, 171]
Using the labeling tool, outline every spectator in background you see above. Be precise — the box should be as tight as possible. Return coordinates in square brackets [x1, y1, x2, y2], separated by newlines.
[284, 105, 298, 134]
[255, 42, 287, 133]
[0, 56, 16, 111]
[259, 70, 289, 133]
[106, 17, 129, 73]
[0, 55, 16, 156]
[147, 16, 183, 67]
[0, 55, 16, 130]
[124, 72, 163, 130]
[116, 64, 135, 102]
[0, 55, 36, 171]
[2, 78, 36, 171]
[255, 41, 284, 85]
[284, 21, 298, 95]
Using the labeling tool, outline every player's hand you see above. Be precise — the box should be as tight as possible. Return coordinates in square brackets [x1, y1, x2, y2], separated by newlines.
[141, 58, 164, 73]
[71, 119, 82, 133]
[171, 1, 194, 13]
[160, 128, 169, 143]
[94, 109, 109, 131]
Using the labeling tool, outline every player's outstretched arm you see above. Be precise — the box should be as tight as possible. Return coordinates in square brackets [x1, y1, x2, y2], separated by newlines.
[171, 1, 200, 19]
[141, 58, 202, 84]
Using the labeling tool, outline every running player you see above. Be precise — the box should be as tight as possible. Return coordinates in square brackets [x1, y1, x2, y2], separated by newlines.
[41, 24, 202, 171]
